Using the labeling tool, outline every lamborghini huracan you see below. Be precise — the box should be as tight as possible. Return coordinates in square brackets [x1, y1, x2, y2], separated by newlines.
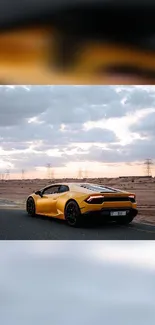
[1, 1, 155, 84]
[26, 182, 138, 227]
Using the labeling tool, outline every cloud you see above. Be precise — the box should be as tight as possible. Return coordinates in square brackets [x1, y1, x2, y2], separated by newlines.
[124, 86, 155, 109]
[0, 85, 155, 174]
[81, 138, 155, 164]
[0, 242, 155, 325]
[0, 85, 123, 127]
[130, 111, 155, 137]
[0, 86, 52, 127]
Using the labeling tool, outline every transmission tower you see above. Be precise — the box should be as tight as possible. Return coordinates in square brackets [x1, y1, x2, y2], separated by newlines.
[46, 164, 54, 180]
[46, 163, 51, 179]
[144, 159, 153, 176]
[51, 169, 55, 179]
[1, 173, 4, 180]
[84, 168, 88, 179]
[21, 169, 25, 180]
[5, 169, 10, 180]
[78, 168, 83, 179]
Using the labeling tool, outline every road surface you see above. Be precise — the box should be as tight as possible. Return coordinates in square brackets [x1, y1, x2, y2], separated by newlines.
[0, 208, 155, 239]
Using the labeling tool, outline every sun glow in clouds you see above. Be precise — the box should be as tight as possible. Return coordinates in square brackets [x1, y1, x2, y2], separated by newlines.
[28, 116, 44, 124]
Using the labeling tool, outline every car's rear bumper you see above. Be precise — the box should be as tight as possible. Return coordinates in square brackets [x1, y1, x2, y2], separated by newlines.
[81, 207, 138, 221]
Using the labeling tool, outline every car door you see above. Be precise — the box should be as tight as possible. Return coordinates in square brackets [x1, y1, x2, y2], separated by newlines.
[36, 185, 60, 215]
[45, 185, 70, 216]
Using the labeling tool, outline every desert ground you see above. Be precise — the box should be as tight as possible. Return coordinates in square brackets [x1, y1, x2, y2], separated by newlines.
[0, 177, 155, 225]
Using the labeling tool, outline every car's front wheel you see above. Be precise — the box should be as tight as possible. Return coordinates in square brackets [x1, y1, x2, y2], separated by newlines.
[26, 197, 36, 217]
[64, 200, 82, 227]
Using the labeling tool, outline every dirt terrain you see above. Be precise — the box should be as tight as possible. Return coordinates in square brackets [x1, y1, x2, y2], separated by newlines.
[0, 177, 155, 225]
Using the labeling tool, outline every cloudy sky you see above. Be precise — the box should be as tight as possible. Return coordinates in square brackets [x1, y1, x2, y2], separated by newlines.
[0, 241, 155, 325]
[0, 85, 155, 178]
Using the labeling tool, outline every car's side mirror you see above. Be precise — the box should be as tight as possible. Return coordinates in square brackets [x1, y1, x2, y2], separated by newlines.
[35, 190, 43, 197]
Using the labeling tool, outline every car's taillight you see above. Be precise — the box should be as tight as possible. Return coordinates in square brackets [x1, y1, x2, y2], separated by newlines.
[128, 195, 136, 202]
[87, 195, 104, 202]
[85, 195, 104, 204]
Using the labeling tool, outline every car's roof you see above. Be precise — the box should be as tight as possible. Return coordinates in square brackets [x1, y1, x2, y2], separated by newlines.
[45, 182, 123, 194]
[70, 183, 122, 193]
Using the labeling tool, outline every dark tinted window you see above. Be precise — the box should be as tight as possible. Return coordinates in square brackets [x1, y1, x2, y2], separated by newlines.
[58, 185, 69, 193]
[43, 186, 60, 195]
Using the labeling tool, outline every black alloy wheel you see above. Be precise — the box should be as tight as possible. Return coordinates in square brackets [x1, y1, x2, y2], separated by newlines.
[65, 200, 82, 227]
[26, 197, 36, 217]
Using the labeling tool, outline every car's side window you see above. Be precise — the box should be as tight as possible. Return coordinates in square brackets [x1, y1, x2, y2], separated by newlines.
[43, 186, 60, 195]
[58, 185, 69, 193]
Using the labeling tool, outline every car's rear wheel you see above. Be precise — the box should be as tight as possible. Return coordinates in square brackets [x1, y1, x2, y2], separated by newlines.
[26, 197, 36, 217]
[65, 200, 82, 227]
[116, 215, 134, 225]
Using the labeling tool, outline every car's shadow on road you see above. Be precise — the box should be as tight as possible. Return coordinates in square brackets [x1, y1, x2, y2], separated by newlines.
[26, 213, 131, 230]
[25, 212, 155, 233]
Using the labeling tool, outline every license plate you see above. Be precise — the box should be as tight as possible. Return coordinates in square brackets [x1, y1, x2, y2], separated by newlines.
[110, 211, 127, 216]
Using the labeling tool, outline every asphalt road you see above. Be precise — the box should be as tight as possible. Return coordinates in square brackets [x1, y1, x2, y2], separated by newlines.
[0, 208, 155, 239]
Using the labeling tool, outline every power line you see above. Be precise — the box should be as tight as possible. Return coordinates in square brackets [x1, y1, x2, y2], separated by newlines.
[144, 159, 153, 177]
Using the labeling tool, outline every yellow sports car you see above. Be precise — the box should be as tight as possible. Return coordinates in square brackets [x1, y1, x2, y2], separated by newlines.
[1, 1, 155, 84]
[26, 182, 138, 227]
